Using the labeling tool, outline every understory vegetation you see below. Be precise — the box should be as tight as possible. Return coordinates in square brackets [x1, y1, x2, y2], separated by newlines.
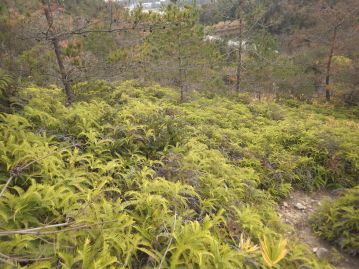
[1, 1, 358, 268]
[311, 186, 359, 256]
[1, 81, 358, 268]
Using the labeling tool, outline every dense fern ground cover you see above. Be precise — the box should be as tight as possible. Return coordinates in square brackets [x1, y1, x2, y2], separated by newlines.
[311, 186, 359, 256]
[0, 81, 358, 268]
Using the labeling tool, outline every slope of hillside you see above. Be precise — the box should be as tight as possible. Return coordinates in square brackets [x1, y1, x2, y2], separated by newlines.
[0, 81, 358, 268]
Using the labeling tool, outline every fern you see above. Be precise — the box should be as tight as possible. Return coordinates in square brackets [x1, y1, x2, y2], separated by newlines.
[311, 186, 359, 255]
[2, 81, 354, 268]
[260, 235, 288, 268]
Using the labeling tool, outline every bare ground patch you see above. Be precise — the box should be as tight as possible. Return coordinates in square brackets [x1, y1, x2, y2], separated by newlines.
[277, 191, 359, 269]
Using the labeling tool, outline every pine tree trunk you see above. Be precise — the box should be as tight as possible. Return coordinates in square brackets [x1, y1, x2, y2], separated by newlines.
[177, 23, 185, 103]
[325, 26, 337, 101]
[179, 65, 185, 103]
[42, 1, 74, 105]
[236, 18, 243, 92]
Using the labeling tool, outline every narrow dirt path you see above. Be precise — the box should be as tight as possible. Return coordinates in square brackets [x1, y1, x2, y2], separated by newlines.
[277, 191, 359, 269]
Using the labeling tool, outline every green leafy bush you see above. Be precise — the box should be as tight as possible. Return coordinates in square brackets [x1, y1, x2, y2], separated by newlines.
[72, 80, 116, 102]
[311, 187, 359, 256]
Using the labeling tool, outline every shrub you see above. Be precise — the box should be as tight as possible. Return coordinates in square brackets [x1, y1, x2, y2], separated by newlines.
[72, 80, 115, 102]
[311, 187, 359, 256]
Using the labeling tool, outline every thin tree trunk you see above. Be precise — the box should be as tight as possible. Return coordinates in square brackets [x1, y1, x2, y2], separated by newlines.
[180, 85, 184, 102]
[177, 23, 185, 102]
[325, 26, 337, 101]
[109, 0, 113, 29]
[179, 61, 185, 103]
[236, 17, 242, 92]
[42, 1, 74, 105]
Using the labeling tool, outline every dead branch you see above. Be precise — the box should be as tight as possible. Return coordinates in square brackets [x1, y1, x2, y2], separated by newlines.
[0, 144, 79, 199]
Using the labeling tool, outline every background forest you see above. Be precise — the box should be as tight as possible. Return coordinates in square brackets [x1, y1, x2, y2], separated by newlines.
[0, 0, 358, 268]
[1, 0, 359, 104]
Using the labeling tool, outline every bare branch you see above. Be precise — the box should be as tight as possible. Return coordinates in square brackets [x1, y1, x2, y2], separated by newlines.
[0, 144, 79, 199]
[158, 212, 177, 269]
[0, 220, 116, 237]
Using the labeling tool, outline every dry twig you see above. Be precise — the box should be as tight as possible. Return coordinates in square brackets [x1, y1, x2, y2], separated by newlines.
[0, 144, 79, 199]
[158, 212, 177, 269]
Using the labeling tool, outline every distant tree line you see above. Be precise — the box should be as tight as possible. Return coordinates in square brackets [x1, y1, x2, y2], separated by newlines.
[0, 0, 358, 104]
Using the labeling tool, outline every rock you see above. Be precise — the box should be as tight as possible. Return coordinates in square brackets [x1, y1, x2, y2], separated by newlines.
[294, 202, 306, 210]
[315, 247, 329, 260]
[283, 202, 289, 208]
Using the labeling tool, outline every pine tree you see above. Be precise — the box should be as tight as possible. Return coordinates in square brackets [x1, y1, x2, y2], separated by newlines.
[142, 4, 223, 102]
